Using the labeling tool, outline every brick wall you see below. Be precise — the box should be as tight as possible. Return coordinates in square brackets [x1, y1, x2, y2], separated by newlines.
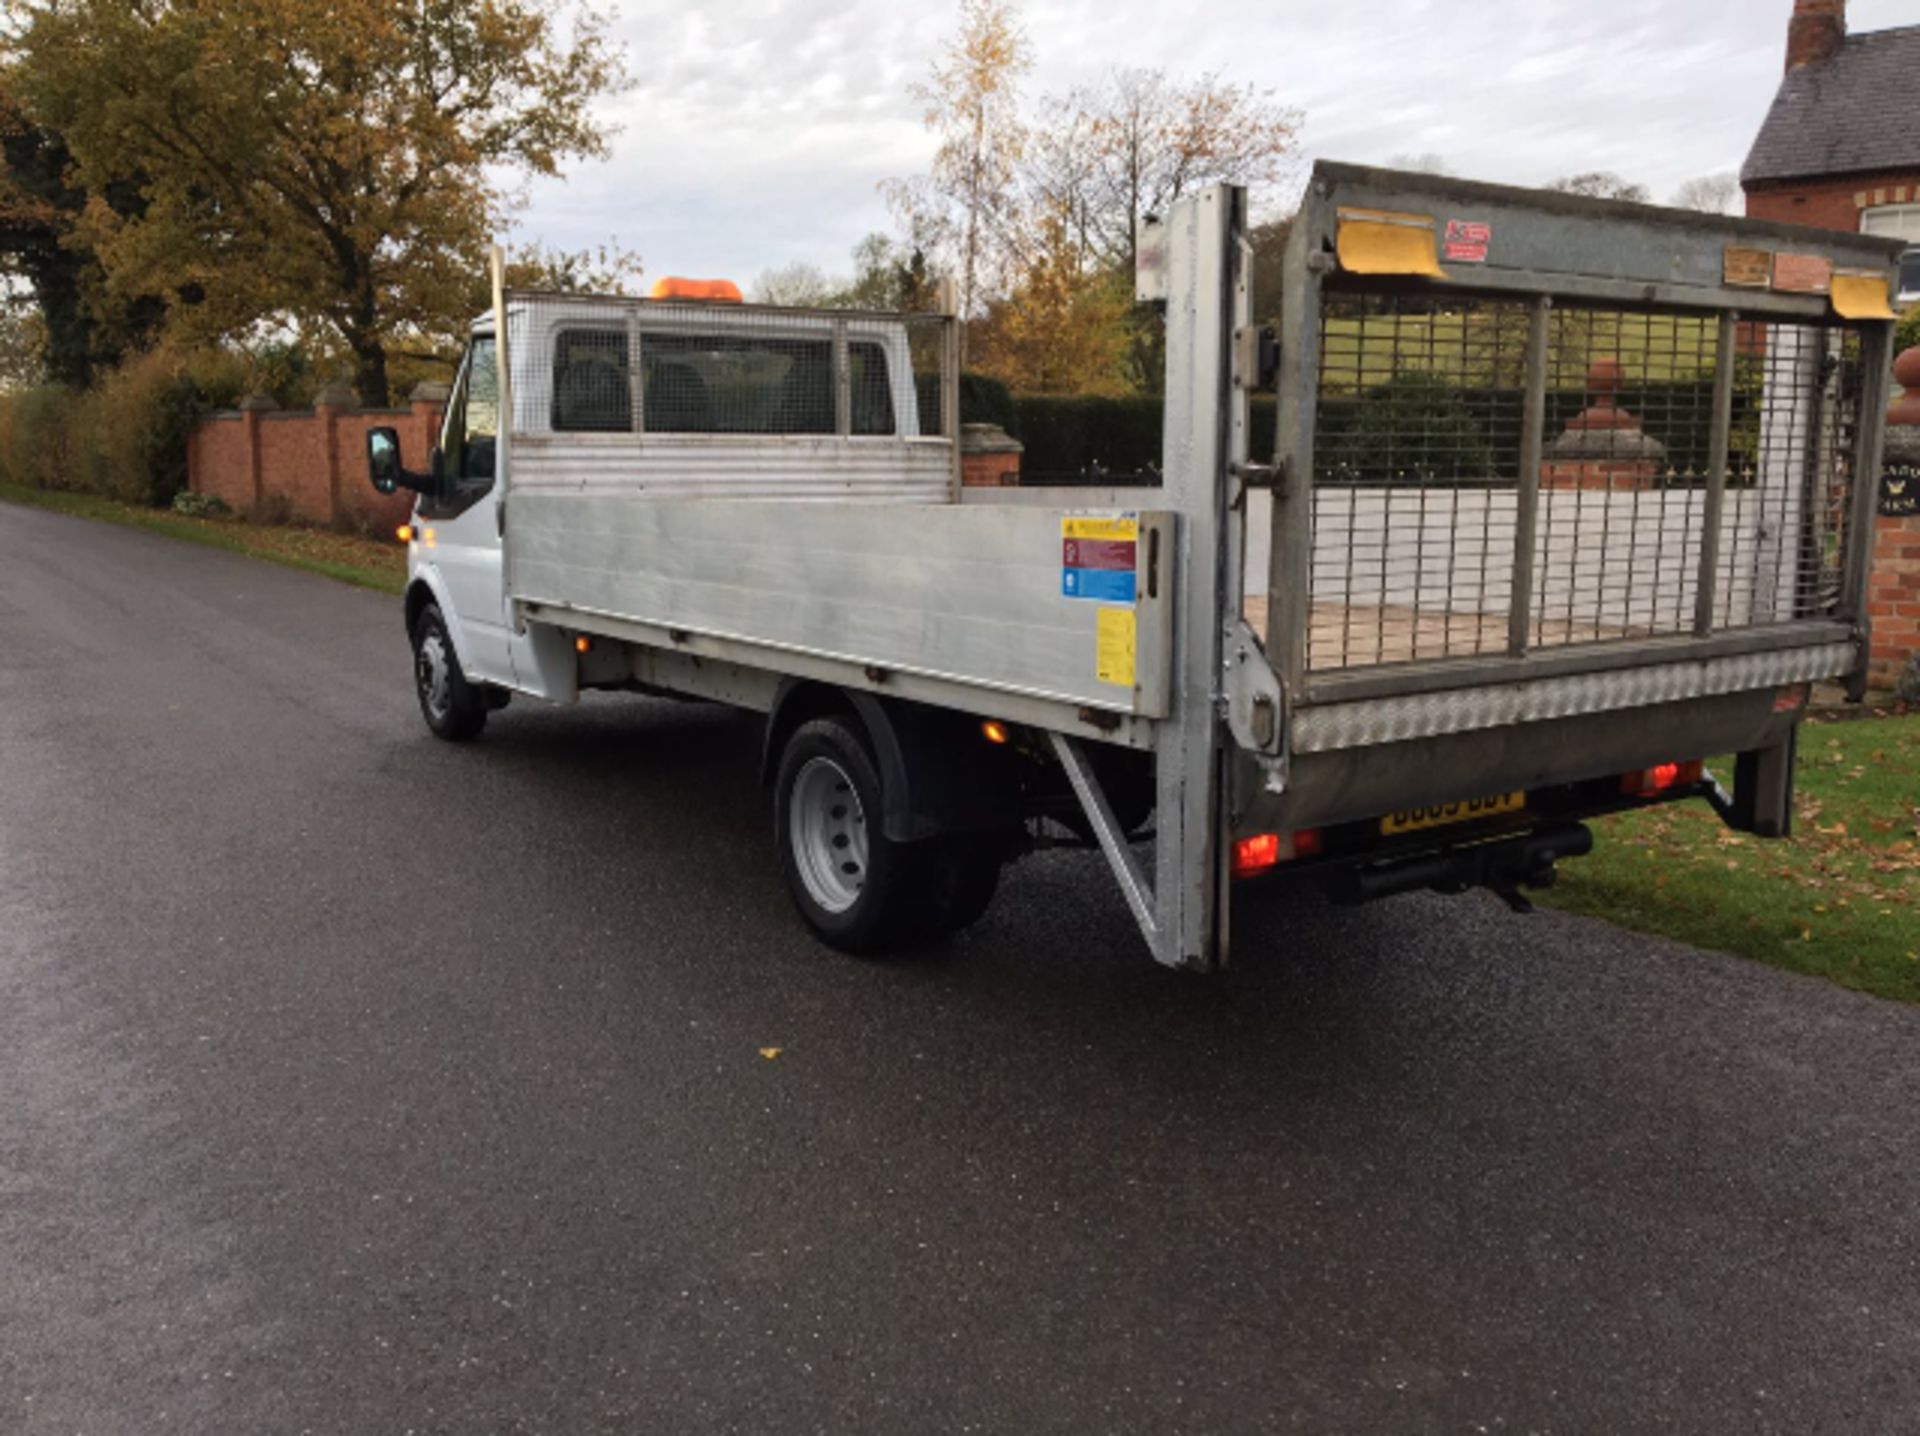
[1745, 172, 1920, 232]
[1870, 514, 1920, 687]
[1872, 346, 1920, 688]
[188, 387, 444, 533]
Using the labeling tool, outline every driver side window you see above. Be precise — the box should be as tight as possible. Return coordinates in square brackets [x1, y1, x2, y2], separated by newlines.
[442, 337, 499, 486]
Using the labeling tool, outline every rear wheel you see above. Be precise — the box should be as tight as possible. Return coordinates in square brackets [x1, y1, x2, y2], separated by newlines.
[775, 718, 920, 953]
[411, 603, 489, 742]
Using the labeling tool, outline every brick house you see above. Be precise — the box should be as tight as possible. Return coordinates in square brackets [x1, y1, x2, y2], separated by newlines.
[1742, 0, 1920, 305]
[1743, 0, 1920, 692]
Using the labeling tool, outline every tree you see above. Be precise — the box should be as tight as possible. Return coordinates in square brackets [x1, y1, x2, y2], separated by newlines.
[1248, 216, 1293, 324]
[0, 80, 162, 387]
[499, 240, 645, 298]
[1026, 68, 1301, 275]
[883, 0, 1030, 332]
[1545, 172, 1652, 203]
[1670, 173, 1741, 215]
[752, 262, 840, 308]
[1386, 152, 1452, 176]
[971, 205, 1131, 395]
[1021, 67, 1300, 391]
[6, 0, 623, 404]
[750, 234, 942, 314]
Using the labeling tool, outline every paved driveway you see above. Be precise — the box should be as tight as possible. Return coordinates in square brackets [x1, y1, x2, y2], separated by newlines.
[3, 504, 1917, 1433]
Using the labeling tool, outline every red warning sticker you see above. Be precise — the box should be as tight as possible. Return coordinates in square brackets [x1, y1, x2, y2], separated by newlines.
[1062, 537, 1136, 572]
[1444, 220, 1492, 263]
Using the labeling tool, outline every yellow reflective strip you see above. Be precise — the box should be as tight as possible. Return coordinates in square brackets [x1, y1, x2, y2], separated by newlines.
[1831, 272, 1896, 320]
[1336, 216, 1447, 279]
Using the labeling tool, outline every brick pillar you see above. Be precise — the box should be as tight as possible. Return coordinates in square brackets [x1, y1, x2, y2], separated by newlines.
[237, 392, 279, 514]
[1540, 358, 1668, 491]
[313, 380, 357, 526]
[960, 422, 1024, 488]
[409, 381, 450, 468]
[1872, 346, 1920, 696]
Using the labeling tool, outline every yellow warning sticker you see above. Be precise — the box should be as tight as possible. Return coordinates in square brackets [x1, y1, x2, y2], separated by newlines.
[1096, 607, 1137, 688]
[1062, 515, 1140, 543]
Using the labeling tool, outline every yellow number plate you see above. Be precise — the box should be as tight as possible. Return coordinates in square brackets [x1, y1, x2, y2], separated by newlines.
[1381, 792, 1526, 836]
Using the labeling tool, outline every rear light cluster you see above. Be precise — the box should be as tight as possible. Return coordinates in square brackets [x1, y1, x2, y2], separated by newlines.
[1621, 759, 1705, 798]
[1232, 829, 1323, 879]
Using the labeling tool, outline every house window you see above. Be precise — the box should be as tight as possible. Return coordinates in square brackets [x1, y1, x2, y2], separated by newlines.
[1861, 205, 1920, 302]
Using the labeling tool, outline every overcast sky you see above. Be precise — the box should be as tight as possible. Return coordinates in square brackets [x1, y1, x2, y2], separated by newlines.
[513, 0, 1920, 286]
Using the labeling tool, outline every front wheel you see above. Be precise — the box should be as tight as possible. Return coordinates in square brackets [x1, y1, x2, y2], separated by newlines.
[411, 603, 490, 741]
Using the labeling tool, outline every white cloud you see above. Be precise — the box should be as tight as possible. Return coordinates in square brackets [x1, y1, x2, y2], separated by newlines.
[512, 0, 1920, 283]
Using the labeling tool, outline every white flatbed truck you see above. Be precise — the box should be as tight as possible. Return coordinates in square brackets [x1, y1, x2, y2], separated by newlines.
[366, 165, 1903, 969]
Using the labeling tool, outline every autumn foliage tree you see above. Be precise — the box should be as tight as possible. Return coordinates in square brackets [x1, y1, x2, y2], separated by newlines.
[883, 0, 1030, 332]
[5, 0, 623, 404]
[887, 3, 1301, 397]
[972, 206, 1132, 395]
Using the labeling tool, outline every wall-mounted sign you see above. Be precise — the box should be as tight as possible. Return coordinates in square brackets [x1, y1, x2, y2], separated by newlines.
[1883, 461, 1919, 518]
[1773, 252, 1834, 295]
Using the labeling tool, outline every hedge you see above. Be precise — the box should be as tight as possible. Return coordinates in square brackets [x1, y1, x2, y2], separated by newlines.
[0, 346, 251, 506]
[1005, 374, 1762, 486]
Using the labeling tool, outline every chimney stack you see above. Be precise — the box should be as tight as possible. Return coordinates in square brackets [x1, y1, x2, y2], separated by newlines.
[1787, 0, 1846, 73]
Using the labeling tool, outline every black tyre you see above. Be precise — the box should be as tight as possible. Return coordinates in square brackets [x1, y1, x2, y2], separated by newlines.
[774, 716, 934, 955]
[921, 835, 1004, 935]
[411, 603, 489, 742]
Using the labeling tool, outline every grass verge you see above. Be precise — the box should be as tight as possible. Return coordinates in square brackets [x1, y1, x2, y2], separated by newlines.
[0, 482, 405, 595]
[1543, 710, 1920, 1003]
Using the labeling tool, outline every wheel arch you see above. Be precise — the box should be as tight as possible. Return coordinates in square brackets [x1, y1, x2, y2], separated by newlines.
[762, 682, 1019, 844]
[403, 575, 444, 642]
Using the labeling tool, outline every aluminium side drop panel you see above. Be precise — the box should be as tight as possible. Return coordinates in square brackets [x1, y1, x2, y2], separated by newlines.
[506, 493, 1175, 720]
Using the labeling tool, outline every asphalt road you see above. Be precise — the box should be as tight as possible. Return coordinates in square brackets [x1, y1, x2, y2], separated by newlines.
[3, 503, 1919, 1435]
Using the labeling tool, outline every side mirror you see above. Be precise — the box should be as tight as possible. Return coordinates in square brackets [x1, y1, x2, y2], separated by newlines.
[366, 426, 439, 497]
[367, 427, 403, 494]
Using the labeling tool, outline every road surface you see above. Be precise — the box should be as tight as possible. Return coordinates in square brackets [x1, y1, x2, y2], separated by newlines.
[3, 502, 1918, 1434]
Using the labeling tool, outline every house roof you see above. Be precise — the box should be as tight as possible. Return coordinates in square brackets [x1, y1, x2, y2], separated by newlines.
[1743, 24, 1920, 185]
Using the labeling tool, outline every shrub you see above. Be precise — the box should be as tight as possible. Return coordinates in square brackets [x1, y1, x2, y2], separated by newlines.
[1897, 305, 1920, 360]
[0, 345, 249, 505]
[1326, 371, 1495, 485]
[959, 371, 1019, 434]
[171, 490, 232, 518]
[1012, 396, 1164, 479]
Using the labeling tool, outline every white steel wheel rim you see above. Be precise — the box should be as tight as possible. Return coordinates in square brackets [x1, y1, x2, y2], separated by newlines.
[417, 632, 452, 719]
[789, 756, 869, 915]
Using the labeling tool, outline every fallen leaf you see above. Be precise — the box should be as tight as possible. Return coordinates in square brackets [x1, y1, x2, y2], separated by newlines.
[759, 1047, 783, 1061]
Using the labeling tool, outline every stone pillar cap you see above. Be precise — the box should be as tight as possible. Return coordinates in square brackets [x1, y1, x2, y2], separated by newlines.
[409, 380, 452, 405]
[960, 421, 1024, 454]
[237, 392, 280, 412]
[313, 380, 359, 410]
[1890, 346, 1920, 427]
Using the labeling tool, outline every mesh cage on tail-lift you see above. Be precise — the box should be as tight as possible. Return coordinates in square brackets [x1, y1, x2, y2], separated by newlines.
[1295, 286, 1869, 674]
